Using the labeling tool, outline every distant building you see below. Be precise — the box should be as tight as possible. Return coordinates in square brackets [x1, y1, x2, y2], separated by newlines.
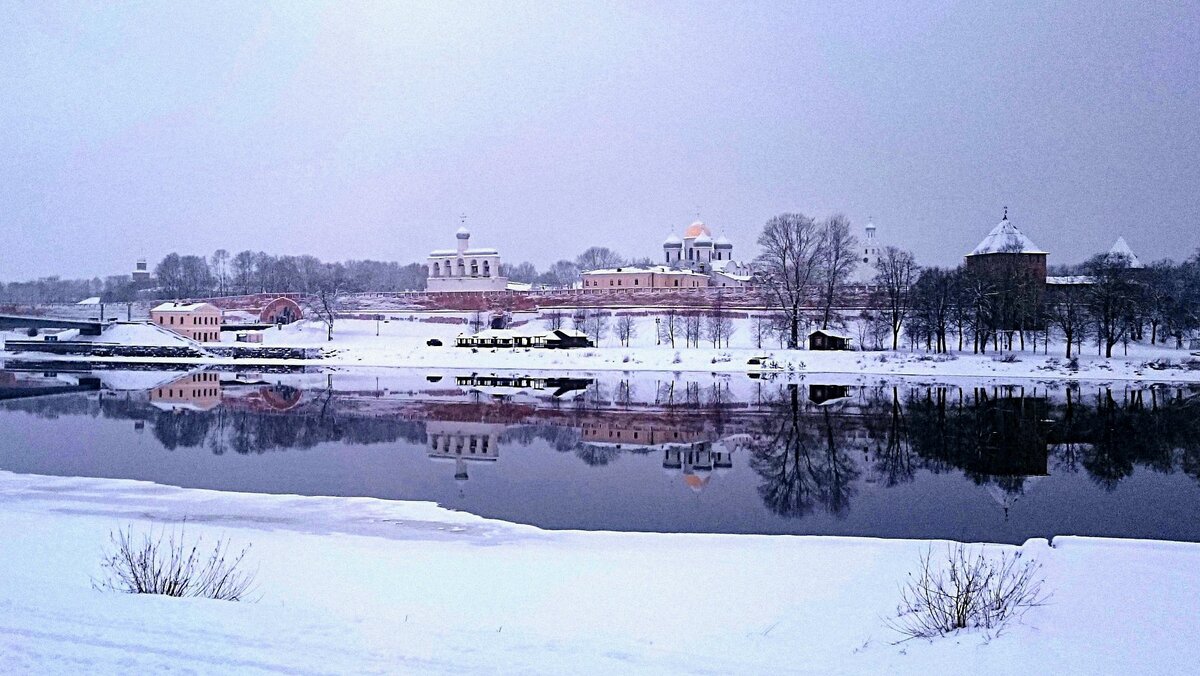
[132, 259, 152, 284]
[150, 302, 222, 343]
[964, 209, 1049, 331]
[964, 209, 1048, 283]
[960, 208, 1046, 277]
[454, 328, 593, 349]
[852, 219, 883, 284]
[662, 220, 755, 288]
[425, 226, 508, 292]
[581, 265, 710, 290]
[808, 329, 852, 351]
[1108, 237, 1145, 269]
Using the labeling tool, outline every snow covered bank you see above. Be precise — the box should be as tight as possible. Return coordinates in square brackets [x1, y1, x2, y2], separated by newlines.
[1, 471, 1197, 674]
[8, 314, 1200, 383]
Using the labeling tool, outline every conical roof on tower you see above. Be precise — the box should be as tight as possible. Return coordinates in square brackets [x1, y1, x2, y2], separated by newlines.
[1109, 237, 1144, 268]
[967, 209, 1046, 256]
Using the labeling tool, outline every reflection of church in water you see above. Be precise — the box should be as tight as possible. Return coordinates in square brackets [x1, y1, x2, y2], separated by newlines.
[426, 420, 502, 482]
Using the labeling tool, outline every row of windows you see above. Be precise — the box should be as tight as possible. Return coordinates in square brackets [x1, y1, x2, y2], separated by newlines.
[583, 278, 703, 288]
[154, 387, 219, 398]
[684, 249, 728, 261]
[157, 315, 218, 326]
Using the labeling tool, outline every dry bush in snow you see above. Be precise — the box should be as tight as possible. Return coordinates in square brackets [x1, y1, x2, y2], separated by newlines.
[888, 543, 1047, 640]
[94, 524, 256, 601]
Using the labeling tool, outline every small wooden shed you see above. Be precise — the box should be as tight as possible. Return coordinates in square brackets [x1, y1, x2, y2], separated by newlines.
[808, 329, 851, 351]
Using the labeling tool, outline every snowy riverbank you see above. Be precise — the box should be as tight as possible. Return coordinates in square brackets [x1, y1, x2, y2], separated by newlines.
[1, 471, 1198, 674]
[6, 315, 1200, 383]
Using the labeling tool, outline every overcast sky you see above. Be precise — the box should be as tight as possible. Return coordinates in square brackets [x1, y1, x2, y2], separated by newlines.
[2, 1, 1197, 280]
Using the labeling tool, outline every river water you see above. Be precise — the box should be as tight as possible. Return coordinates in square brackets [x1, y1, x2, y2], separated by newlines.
[2, 364, 1199, 544]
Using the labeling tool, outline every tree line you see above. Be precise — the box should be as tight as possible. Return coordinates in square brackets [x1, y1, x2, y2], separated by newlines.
[753, 211, 1200, 357]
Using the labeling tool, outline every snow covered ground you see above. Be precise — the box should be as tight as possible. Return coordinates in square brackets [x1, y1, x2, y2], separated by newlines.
[5, 312, 1200, 382]
[1, 470, 1198, 674]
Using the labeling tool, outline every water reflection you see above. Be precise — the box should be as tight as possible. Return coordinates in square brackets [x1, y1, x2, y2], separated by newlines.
[2, 366, 1200, 541]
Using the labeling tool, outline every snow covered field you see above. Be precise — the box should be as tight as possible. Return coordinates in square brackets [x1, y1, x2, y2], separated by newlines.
[5, 313, 1200, 382]
[1, 470, 1198, 674]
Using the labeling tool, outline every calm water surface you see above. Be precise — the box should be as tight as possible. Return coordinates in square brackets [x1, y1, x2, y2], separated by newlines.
[2, 364, 1199, 544]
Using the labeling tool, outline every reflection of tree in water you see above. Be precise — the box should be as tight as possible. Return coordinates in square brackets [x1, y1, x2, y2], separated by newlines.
[7, 378, 1200, 492]
[574, 444, 622, 466]
[859, 385, 915, 487]
[65, 386, 430, 455]
[749, 385, 858, 519]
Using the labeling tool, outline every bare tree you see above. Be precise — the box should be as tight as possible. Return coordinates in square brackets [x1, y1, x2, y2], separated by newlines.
[1046, 281, 1090, 358]
[541, 260, 582, 288]
[545, 309, 565, 331]
[615, 314, 637, 347]
[1083, 253, 1139, 358]
[908, 267, 956, 353]
[308, 265, 345, 341]
[817, 214, 859, 330]
[585, 311, 610, 344]
[704, 291, 735, 348]
[684, 312, 703, 348]
[755, 213, 825, 348]
[752, 313, 771, 349]
[575, 247, 625, 272]
[657, 309, 680, 348]
[210, 249, 230, 296]
[874, 246, 919, 350]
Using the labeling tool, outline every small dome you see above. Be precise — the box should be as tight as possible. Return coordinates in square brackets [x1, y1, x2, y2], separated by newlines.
[714, 234, 733, 249]
[456, 226, 470, 239]
[663, 233, 682, 248]
[693, 233, 713, 246]
[684, 221, 711, 238]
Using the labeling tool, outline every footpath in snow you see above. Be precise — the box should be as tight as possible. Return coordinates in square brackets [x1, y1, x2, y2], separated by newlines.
[1, 471, 1198, 674]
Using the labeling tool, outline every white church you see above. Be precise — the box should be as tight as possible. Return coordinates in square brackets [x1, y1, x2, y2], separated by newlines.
[425, 226, 509, 292]
[662, 221, 754, 288]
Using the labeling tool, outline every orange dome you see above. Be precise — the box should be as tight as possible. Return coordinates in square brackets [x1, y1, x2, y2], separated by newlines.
[684, 221, 711, 238]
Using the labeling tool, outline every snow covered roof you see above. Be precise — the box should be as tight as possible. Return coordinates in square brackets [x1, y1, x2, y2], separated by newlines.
[506, 281, 532, 292]
[455, 226, 470, 239]
[1109, 237, 1145, 268]
[712, 270, 753, 282]
[151, 302, 216, 312]
[809, 329, 851, 340]
[693, 233, 713, 246]
[714, 234, 733, 248]
[428, 248, 500, 257]
[582, 265, 708, 277]
[1047, 275, 1094, 286]
[76, 296, 101, 305]
[663, 233, 682, 247]
[966, 214, 1046, 256]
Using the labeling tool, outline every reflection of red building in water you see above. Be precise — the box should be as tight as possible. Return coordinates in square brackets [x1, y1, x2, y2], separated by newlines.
[149, 372, 222, 412]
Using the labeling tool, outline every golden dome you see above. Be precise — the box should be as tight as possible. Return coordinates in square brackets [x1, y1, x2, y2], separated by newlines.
[684, 221, 711, 238]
